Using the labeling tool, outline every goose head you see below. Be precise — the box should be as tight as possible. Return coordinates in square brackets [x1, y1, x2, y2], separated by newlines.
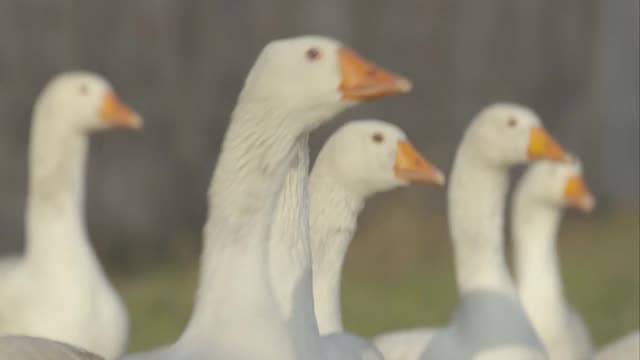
[316, 120, 444, 198]
[463, 103, 569, 167]
[35, 71, 143, 132]
[240, 36, 411, 130]
[519, 159, 596, 212]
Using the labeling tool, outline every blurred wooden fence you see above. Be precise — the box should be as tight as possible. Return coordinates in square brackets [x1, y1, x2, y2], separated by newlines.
[0, 0, 637, 264]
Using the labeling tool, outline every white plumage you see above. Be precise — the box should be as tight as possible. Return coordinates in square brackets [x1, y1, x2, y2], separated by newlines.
[595, 330, 640, 360]
[512, 160, 595, 359]
[0, 336, 104, 360]
[0, 72, 141, 360]
[124, 35, 410, 360]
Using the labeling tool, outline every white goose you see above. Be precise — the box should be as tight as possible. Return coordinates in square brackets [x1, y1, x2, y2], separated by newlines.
[595, 330, 640, 360]
[375, 104, 569, 360]
[268, 135, 387, 360]
[513, 160, 595, 359]
[123, 35, 410, 360]
[309, 120, 443, 331]
[269, 119, 443, 359]
[423, 103, 574, 359]
[0, 72, 141, 360]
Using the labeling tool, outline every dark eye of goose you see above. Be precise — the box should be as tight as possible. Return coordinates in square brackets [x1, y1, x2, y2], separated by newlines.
[305, 47, 321, 61]
[507, 117, 518, 128]
[78, 84, 89, 95]
[372, 132, 384, 143]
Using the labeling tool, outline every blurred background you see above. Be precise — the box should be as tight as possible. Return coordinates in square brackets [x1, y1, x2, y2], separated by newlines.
[0, 0, 638, 352]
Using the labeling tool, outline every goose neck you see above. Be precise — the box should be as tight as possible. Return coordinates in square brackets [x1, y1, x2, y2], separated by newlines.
[269, 134, 312, 274]
[448, 149, 514, 295]
[268, 135, 328, 355]
[309, 168, 364, 334]
[25, 117, 92, 268]
[180, 100, 319, 358]
[513, 198, 566, 309]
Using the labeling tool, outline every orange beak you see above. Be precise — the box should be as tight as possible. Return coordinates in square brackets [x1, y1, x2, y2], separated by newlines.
[338, 48, 412, 101]
[100, 92, 143, 129]
[563, 175, 596, 212]
[527, 127, 568, 162]
[394, 140, 445, 185]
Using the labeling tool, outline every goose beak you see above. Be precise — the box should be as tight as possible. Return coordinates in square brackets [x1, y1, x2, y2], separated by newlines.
[338, 48, 412, 101]
[100, 92, 143, 129]
[394, 140, 445, 185]
[564, 175, 595, 212]
[527, 127, 568, 162]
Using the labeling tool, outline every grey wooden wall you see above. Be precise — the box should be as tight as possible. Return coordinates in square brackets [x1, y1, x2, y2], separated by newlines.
[0, 0, 637, 264]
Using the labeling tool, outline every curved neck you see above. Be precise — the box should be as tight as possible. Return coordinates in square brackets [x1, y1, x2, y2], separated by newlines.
[268, 135, 327, 353]
[513, 195, 566, 311]
[179, 99, 323, 360]
[268, 135, 312, 317]
[25, 114, 94, 270]
[448, 148, 514, 295]
[309, 163, 364, 334]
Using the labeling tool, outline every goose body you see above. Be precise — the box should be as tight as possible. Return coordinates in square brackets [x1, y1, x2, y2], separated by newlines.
[0, 72, 141, 360]
[124, 35, 410, 360]
[0, 335, 104, 360]
[595, 330, 640, 360]
[373, 328, 437, 360]
[381, 104, 568, 360]
[513, 160, 595, 359]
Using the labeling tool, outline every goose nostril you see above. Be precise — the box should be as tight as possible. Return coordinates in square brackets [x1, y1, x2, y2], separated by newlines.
[367, 68, 377, 76]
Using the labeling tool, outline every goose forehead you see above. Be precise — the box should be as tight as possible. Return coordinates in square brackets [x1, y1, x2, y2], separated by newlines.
[39, 73, 110, 105]
[53, 72, 109, 88]
[481, 103, 540, 125]
[511, 108, 540, 126]
[275, 35, 342, 49]
[339, 120, 408, 139]
[263, 35, 342, 57]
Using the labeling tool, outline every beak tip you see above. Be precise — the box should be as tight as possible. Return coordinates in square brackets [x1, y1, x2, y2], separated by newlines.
[434, 171, 446, 186]
[129, 113, 144, 129]
[559, 153, 572, 163]
[397, 77, 413, 93]
[582, 196, 596, 212]
[572, 195, 596, 213]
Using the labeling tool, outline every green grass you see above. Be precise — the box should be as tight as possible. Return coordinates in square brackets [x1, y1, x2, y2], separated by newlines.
[115, 208, 639, 352]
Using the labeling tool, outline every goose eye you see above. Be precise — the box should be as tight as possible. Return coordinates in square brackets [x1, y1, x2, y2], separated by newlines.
[305, 47, 321, 61]
[78, 84, 89, 95]
[507, 117, 518, 128]
[372, 133, 384, 143]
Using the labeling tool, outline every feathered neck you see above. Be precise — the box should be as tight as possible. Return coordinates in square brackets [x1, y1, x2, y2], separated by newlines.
[447, 146, 514, 295]
[178, 94, 340, 359]
[24, 106, 97, 272]
[309, 161, 365, 334]
[268, 134, 326, 356]
[512, 193, 567, 311]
